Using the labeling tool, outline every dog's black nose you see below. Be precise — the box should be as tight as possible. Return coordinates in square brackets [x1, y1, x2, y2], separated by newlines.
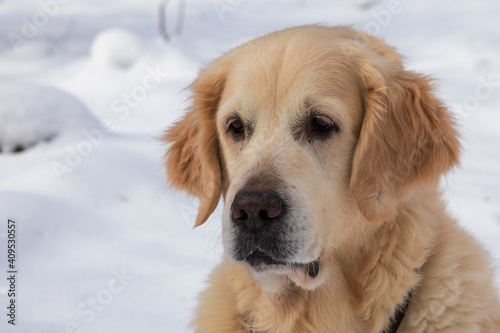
[231, 191, 283, 232]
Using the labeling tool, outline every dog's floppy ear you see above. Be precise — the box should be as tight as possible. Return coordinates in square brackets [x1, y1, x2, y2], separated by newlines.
[350, 58, 461, 223]
[163, 59, 229, 227]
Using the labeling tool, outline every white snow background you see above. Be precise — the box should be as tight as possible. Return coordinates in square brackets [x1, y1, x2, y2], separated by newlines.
[0, 0, 499, 332]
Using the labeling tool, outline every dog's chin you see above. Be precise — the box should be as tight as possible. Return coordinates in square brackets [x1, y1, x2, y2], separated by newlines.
[241, 250, 325, 292]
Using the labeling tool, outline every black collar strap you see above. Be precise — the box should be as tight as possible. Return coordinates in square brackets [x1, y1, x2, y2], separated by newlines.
[383, 290, 413, 333]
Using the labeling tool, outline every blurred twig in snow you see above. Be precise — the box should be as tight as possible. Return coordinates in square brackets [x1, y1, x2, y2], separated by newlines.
[354, 0, 381, 11]
[158, 0, 186, 42]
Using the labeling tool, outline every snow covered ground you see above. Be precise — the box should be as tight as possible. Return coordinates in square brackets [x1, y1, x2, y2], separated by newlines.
[0, 0, 499, 332]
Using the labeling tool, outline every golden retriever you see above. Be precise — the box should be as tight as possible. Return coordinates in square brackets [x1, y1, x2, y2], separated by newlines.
[163, 25, 500, 332]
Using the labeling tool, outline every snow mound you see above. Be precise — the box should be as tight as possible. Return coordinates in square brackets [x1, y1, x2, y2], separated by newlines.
[0, 80, 100, 153]
[90, 29, 141, 69]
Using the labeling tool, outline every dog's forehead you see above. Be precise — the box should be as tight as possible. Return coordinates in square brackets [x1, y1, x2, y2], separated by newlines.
[229, 45, 358, 102]
[218, 35, 364, 130]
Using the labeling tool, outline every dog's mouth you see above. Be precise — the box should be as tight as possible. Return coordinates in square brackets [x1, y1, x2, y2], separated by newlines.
[245, 249, 320, 278]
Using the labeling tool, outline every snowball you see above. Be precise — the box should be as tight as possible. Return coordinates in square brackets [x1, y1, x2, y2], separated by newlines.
[90, 29, 141, 69]
[0, 80, 100, 153]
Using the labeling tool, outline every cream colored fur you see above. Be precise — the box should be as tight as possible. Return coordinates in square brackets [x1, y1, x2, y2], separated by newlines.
[164, 25, 500, 332]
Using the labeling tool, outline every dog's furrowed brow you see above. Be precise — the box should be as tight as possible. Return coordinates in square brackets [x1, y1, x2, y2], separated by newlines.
[304, 98, 314, 109]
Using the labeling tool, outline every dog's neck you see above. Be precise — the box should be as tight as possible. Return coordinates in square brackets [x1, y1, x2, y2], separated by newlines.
[225, 191, 442, 332]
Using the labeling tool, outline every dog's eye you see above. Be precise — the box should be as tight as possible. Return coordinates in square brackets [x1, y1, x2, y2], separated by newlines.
[311, 116, 339, 138]
[228, 118, 245, 139]
[311, 117, 331, 132]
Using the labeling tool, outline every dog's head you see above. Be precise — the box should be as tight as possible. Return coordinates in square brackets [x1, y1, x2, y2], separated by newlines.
[164, 25, 460, 291]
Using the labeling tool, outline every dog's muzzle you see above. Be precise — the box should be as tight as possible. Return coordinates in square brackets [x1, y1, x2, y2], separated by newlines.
[230, 190, 320, 278]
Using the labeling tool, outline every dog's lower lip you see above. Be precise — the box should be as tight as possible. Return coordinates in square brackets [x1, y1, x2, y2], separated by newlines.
[245, 249, 287, 266]
[244, 250, 320, 278]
